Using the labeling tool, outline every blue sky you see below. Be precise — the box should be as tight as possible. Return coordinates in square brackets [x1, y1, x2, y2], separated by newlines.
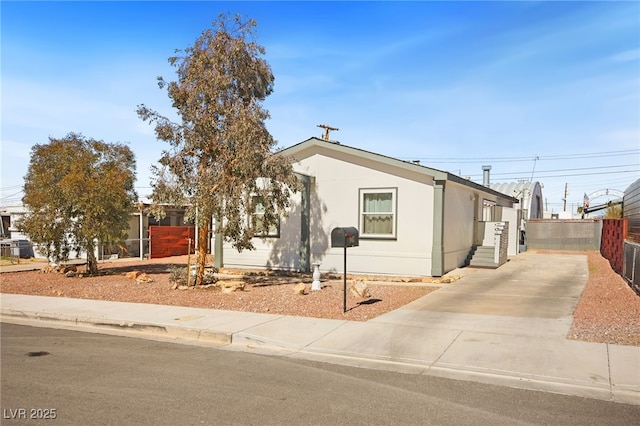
[2, 1, 639, 213]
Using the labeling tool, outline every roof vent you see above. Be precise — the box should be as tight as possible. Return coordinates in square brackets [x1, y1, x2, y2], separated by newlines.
[482, 165, 491, 187]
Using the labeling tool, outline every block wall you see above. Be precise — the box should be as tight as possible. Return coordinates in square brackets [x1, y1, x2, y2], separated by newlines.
[600, 218, 627, 274]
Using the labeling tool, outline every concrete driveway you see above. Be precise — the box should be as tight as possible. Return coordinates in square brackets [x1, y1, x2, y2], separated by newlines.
[369, 252, 589, 338]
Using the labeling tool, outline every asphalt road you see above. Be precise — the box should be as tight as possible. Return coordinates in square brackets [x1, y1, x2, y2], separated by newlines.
[2, 323, 638, 425]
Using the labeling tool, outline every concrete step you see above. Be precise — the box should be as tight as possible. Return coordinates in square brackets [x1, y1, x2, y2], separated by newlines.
[469, 245, 498, 268]
[469, 259, 499, 268]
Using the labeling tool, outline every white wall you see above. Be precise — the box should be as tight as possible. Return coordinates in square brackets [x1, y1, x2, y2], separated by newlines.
[500, 207, 519, 256]
[310, 154, 436, 276]
[223, 190, 303, 270]
[223, 150, 436, 276]
[442, 183, 476, 272]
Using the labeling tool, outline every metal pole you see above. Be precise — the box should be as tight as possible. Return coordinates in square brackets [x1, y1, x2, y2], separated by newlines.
[343, 244, 347, 313]
[139, 211, 143, 260]
[187, 238, 192, 287]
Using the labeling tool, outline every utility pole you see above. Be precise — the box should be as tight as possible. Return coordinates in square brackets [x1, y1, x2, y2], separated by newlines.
[530, 156, 539, 182]
[563, 183, 568, 212]
[317, 124, 339, 141]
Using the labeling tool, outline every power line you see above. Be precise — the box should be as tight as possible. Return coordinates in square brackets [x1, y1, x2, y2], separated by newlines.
[463, 164, 638, 178]
[466, 169, 638, 181]
[0, 185, 23, 191]
[0, 191, 23, 201]
[400, 149, 639, 164]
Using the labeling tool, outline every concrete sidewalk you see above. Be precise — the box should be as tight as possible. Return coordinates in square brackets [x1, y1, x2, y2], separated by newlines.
[1, 253, 639, 405]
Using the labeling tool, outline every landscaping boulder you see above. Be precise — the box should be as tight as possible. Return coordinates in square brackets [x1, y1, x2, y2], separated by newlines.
[293, 283, 307, 295]
[350, 280, 371, 298]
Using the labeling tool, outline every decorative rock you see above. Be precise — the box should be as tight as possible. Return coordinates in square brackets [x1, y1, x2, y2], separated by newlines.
[434, 275, 460, 284]
[293, 283, 307, 295]
[62, 265, 77, 274]
[350, 280, 371, 298]
[219, 280, 246, 294]
[125, 271, 140, 280]
[41, 266, 56, 274]
[136, 273, 153, 283]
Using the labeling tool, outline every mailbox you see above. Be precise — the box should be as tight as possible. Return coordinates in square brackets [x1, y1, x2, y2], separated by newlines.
[331, 227, 359, 248]
[331, 226, 359, 313]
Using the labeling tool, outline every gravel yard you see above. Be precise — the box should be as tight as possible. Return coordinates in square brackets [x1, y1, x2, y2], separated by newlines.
[1, 251, 638, 345]
[567, 251, 640, 346]
[0, 256, 438, 322]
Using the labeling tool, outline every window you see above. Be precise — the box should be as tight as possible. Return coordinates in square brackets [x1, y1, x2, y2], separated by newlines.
[251, 196, 279, 237]
[359, 188, 397, 238]
[482, 199, 496, 221]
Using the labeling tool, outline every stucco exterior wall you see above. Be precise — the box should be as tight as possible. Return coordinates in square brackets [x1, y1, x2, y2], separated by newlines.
[302, 153, 434, 276]
[223, 190, 303, 270]
[442, 183, 476, 272]
[223, 150, 436, 276]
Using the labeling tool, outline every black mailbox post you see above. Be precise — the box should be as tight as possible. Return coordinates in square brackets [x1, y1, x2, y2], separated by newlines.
[331, 227, 359, 313]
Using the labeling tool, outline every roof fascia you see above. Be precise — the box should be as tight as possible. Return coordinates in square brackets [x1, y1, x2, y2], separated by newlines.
[279, 138, 518, 203]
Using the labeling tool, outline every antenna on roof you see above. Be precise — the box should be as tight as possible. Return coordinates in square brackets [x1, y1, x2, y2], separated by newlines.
[317, 124, 339, 141]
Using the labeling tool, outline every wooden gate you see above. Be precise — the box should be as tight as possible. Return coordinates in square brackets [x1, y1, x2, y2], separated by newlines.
[149, 226, 195, 259]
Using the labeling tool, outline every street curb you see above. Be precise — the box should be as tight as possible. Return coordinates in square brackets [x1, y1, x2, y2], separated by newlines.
[0, 309, 232, 346]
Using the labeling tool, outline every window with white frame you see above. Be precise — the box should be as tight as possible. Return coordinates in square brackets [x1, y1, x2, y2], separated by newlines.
[250, 196, 279, 237]
[359, 188, 397, 238]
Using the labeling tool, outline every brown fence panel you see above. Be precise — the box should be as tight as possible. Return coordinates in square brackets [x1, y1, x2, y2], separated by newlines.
[149, 226, 195, 259]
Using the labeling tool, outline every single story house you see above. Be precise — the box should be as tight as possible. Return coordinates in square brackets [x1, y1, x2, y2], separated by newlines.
[1, 203, 191, 261]
[220, 137, 519, 277]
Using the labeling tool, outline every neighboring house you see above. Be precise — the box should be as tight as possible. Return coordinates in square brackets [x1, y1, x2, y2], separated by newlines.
[1, 203, 191, 261]
[491, 181, 544, 255]
[0, 205, 44, 257]
[0, 205, 22, 240]
[221, 137, 519, 277]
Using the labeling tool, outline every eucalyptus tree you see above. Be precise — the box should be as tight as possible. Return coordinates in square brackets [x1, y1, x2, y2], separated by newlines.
[137, 14, 298, 285]
[19, 133, 137, 274]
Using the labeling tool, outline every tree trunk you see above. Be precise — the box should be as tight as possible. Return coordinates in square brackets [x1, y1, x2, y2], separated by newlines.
[195, 216, 211, 286]
[86, 246, 99, 275]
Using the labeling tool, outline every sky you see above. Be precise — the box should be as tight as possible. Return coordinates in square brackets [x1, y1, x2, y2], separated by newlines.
[2, 1, 639, 214]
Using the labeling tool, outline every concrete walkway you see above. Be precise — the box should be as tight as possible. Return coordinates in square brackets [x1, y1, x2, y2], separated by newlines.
[1, 253, 638, 405]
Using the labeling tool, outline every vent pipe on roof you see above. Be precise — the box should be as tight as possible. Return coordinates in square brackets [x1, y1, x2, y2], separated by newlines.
[482, 165, 491, 187]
